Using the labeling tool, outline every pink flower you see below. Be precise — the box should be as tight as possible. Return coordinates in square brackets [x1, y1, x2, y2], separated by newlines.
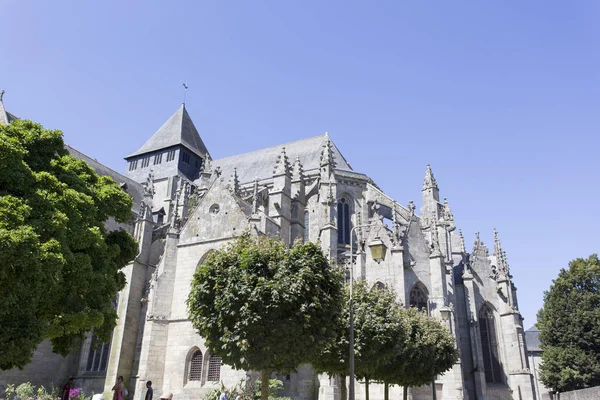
[69, 388, 82, 398]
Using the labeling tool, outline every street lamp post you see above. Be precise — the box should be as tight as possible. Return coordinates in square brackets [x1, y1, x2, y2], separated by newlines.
[347, 223, 388, 400]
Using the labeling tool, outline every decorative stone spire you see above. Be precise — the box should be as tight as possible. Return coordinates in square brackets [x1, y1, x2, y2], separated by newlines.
[442, 198, 454, 222]
[291, 156, 304, 181]
[422, 164, 438, 191]
[252, 177, 259, 213]
[472, 231, 489, 257]
[228, 167, 240, 195]
[273, 147, 291, 177]
[430, 216, 442, 257]
[320, 137, 337, 168]
[142, 170, 155, 198]
[458, 229, 466, 253]
[408, 200, 416, 215]
[201, 153, 213, 175]
[492, 229, 511, 280]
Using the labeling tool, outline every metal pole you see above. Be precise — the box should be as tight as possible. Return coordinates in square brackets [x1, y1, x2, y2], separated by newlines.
[348, 223, 379, 400]
[349, 226, 355, 400]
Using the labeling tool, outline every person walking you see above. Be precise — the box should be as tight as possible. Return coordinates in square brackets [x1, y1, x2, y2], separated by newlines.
[144, 381, 153, 400]
[112, 376, 125, 400]
[61, 377, 75, 400]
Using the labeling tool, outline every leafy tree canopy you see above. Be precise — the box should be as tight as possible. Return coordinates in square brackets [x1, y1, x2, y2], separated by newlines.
[378, 307, 458, 388]
[537, 254, 600, 392]
[0, 120, 137, 370]
[187, 233, 344, 400]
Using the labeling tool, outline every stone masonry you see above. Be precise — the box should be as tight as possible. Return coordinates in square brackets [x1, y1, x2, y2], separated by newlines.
[0, 96, 537, 400]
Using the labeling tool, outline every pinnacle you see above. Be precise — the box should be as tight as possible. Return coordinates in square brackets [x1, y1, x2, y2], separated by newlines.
[320, 138, 337, 168]
[273, 147, 291, 176]
[458, 229, 466, 253]
[422, 164, 438, 191]
[442, 197, 454, 221]
[292, 156, 304, 181]
[228, 167, 240, 195]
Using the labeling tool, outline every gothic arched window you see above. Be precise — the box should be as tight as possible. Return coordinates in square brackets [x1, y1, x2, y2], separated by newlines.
[188, 350, 203, 381]
[373, 282, 386, 291]
[479, 305, 503, 383]
[409, 284, 429, 313]
[207, 354, 222, 381]
[337, 198, 351, 245]
[304, 210, 310, 243]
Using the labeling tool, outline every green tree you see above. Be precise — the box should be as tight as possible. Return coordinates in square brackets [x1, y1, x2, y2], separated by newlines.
[537, 254, 600, 392]
[311, 281, 407, 400]
[187, 234, 344, 400]
[0, 120, 137, 370]
[377, 308, 459, 400]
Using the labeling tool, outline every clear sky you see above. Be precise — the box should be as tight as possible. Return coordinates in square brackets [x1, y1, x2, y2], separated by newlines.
[2, 1, 599, 327]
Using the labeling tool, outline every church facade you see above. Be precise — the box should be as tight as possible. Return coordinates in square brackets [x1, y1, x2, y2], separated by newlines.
[0, 96, 536, 400]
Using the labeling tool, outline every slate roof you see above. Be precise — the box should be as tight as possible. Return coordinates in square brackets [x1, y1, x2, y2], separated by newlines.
[67, 145, 144, 213]
[213, 134, 354, 185]
[127, 104, 210, 159]
[525, 326, 542, 352]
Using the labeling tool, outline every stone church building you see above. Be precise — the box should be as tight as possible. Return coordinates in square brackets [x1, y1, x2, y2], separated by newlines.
[0, 94, 536, 400]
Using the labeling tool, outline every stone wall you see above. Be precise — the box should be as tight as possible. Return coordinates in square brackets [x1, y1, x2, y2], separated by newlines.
[0, 340, 79, 397]
[555, 386, 600, 400]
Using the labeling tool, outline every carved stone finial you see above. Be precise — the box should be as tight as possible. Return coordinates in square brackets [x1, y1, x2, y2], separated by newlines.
[273, 147, 291, 177]
[458, 229, 466, 253]
[422, 164, 438, 191]
[473, 231, 489, 257]
[442, 198, 454, 222]
[430, 217, 442, 257]
[142, 170, 155, 198]
[492, 229, 511, 280]
[320, 137, 337, 168]
[228, 167, 240, 195]
[408, 200, 416, 215]
[201, 153, 213, 175]
[291, 156, 304, 181]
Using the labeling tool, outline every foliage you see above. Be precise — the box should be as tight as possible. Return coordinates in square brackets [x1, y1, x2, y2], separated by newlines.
[311, 282, 458, 400]
[0, 120, 137, 369]
[5, 382, 63, 400]
[377, 307, 458, 390]
[537, 254, 600, 392]
[187, 233, 344, 400]
[311, 281, 407, 400]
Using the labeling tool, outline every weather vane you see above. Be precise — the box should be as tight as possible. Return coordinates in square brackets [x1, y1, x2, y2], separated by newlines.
[182, 82, 189, 105]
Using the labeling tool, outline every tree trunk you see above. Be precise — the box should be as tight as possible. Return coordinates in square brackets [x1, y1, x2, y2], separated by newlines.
[261, 371, 270, 400]
[384, 382, 389, 400]
[340, 375, 348, 400]
[403, 386, 408, 400]
[365, 377, 369, 400]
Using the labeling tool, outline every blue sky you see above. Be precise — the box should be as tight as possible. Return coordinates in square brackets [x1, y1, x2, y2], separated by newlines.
[2, 1, 599, 327]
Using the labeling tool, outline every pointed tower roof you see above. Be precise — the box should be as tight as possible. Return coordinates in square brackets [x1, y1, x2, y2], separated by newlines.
[127, 104, 209, 158]
[422, 164, 438, 191]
